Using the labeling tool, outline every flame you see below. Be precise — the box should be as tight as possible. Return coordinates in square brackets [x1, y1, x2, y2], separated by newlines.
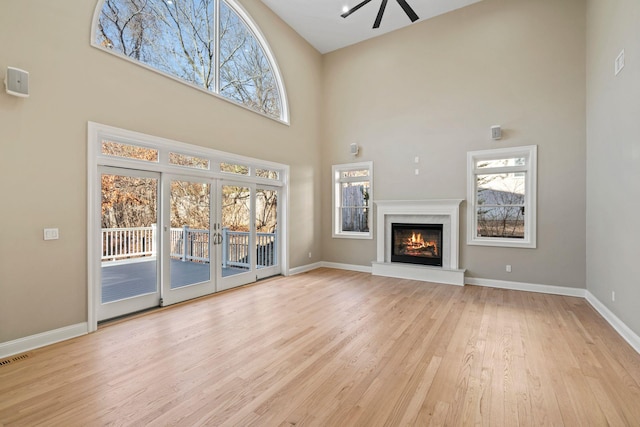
[405, 232, 439, 256]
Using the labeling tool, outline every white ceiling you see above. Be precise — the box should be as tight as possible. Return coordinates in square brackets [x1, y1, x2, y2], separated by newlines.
[260, 0, 483, 54]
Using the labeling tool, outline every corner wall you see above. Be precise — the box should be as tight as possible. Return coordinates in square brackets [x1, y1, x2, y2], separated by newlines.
[586, 0, 640, 336]
[321, 0, 587, 289]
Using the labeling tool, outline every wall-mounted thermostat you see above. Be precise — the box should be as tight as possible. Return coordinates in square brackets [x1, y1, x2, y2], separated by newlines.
[5, 67, 29, 97]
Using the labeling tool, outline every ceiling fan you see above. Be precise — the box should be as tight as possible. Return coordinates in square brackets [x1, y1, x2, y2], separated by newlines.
[341, 0, 419, 29]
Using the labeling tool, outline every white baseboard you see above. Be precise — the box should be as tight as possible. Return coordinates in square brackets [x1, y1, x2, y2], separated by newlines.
[288, 262, 323, 276]
[466, 277, 639, 355]
[288, 261, 372, 276]
[321, 262, 372, 273]
[585, 291, 640, 354]
[465, 277, 587, 298]
[0, 322, 88, 359]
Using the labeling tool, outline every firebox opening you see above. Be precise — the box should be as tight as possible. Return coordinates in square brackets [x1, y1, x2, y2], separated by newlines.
[391, 223, 443, 267]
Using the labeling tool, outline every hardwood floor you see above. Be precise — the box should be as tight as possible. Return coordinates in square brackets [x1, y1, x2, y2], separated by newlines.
[2, 268, 640, 426]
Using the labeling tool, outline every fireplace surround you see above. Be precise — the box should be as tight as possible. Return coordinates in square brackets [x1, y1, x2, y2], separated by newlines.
[372, 199, 465, 286]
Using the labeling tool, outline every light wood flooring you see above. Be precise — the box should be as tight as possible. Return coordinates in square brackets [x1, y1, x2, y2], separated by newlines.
[1, 268, 640, 426]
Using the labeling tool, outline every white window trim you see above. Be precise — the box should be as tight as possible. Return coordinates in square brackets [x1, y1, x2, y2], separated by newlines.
[332, 161, 373, 240]
[90, 0, 289, 125]
[467, 145, 537, 248]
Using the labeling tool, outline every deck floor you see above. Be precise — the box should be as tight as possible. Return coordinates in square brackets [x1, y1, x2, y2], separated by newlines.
[101, 259, 246, 303]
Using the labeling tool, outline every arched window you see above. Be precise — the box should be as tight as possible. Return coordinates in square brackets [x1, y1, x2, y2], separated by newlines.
[92, 0, 288, 123]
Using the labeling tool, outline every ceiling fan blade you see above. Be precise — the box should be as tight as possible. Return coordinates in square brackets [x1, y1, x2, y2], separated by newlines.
[373, 0, 388, 28]
[341, 0, 373, 18]
[396, 0, 419, 22]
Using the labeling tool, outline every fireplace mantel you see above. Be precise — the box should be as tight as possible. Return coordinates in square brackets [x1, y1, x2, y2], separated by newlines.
[372, 199, 465, 286]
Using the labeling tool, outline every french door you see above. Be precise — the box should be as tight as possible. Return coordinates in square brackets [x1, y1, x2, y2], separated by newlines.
[99, 167, 161, 321]
[99, 170, 216, 320]
[217, 182, 281, 291]
[98, 171, 280, 320]
[89, 121, 288, 329]
[161, 175, 216, 306]
[255, 184, 280, 280]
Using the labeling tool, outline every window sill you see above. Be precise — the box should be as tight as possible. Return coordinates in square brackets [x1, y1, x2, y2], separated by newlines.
[333, 232, 373, 240]
[467, 237, 536, 249]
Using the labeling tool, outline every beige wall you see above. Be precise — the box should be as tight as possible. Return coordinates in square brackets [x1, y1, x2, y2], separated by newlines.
[0, 0, 323, 342]
[586, 0, 640, 334]
[321, 0, 587, 288]
[1, 0, 608, 346]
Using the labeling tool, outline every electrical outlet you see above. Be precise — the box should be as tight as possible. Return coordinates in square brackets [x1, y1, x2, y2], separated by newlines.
[505, 264, 512, 273]
[308, 252, 312, 258]
[612, 291, 616, 302]
[44, 228, 59, 240]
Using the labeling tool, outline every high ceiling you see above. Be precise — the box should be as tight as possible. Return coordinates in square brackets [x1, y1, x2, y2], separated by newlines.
[260, 0, 483, 54]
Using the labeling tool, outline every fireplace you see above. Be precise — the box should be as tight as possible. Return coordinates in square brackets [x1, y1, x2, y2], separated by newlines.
[391, 223, 443, 267]
[373, 200, 464, 285]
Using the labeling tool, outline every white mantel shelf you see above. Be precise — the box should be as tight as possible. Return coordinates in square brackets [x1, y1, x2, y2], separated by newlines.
[372, 199, 466, 286]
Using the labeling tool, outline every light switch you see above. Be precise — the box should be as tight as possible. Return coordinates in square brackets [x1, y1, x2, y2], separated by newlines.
[44, 228, 59, 240]
[615, 49, 625, 75]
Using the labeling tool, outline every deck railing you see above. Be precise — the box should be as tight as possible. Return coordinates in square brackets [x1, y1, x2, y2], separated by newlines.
[170, 226, 210, 263]
[221, 231, 277, 269]
[102, 226, 157, 261]
[102, 226, 277, 269]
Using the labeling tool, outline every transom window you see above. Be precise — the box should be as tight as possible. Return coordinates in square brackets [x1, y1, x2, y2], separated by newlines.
[92, 0, 288, 122]
[332, 162, 373, 239]
[467, 146, 537, 248]
[96, 125, 285, 182]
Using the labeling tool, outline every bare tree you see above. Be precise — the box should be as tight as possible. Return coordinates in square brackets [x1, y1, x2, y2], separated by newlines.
[476, 172, 525, 238]
[219, 2, 280, 117]
[170, 181, 210, 230]
[96, 0, 281, 116]
[256, 189, 277, 233]
[222, 185, 251, 231]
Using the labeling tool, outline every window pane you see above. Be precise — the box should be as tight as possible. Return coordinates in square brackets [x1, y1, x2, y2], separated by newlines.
[221, 185, 251, 276]
[256, 188, 278, 268]
[101, 173, 158, 303]
[219, 1, 281, 118]
[476, 173, 525, 206]
[169, 152, 210, 170]
[96, 0, 216, 90]
[170, 180, 211, 288]
[476, 157, 526, 169]
[340, 182, 370, 232]
[341, 182, 370, 206]
[220, 162, 249, 175]
[341, 207, 369, 232]
[256, 168, 279, 180]
[101, 140, 158, 162]
[476, 206, 525, 238]
[341, 169, 369, 179]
